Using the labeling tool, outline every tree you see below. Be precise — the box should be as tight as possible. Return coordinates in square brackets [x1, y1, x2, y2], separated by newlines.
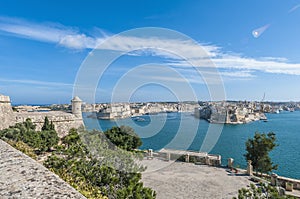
[104, 126, 142, 151]
[244, 132, 278, 174]
[39, 130, 59, 152]
[39, 117, 58, 151]
[42, 116, 55, 131]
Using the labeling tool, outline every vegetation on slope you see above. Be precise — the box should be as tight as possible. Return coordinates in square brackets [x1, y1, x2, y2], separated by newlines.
[0, 117, 58, 153]
[0, 119, 156, 199]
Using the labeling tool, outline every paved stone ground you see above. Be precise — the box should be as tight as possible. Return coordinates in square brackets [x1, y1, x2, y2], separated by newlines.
[0, 139, 86, 199]
[141, 159, 251, 199]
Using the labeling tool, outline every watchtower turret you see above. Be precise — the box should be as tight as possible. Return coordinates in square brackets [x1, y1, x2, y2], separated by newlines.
[71, 96, 82, 118]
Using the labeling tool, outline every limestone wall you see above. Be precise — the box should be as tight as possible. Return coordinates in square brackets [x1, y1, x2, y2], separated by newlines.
[0, 139, 86, 198]
[14, 112, 84, 137]
[0, 94, 84, 137]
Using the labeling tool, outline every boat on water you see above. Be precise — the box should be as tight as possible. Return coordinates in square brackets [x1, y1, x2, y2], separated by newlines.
[272, 110, 280, 114]
[260, 114, 268, 122]
[132, 117, 146, 122]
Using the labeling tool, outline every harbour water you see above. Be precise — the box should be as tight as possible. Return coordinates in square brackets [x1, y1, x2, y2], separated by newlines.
[83, 111, 300, 180]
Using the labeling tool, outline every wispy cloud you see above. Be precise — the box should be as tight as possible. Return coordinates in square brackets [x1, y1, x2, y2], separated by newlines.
[0, 16, 104, 49]
[1, 16, 300, 78]
[0, 77, 73, 87]
[288, 4, 300, 13]
[89, 32, 300, 77]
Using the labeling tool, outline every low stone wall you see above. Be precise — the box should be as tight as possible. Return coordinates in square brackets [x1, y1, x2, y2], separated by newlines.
[0, 139, 86, 199]
[278, 176, 300, 191]
[147, 149, 222, 167]
[258, 173, 300, 191]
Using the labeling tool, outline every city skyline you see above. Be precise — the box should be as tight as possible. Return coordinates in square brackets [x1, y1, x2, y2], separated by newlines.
[1, 1, 300, 104]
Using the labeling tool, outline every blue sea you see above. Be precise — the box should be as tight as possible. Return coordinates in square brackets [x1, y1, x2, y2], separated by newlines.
[83, 111, 300, 180]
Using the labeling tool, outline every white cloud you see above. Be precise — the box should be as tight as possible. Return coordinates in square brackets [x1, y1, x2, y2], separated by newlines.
[0, 16, 102, 49]
[211, 55, 300, 75]
[0, 77, 73, 87]
[96, 35, 219, 60]
[91, 33, 300, 76]
[58, 34, 103, 49]
[1, 16, 300, 78]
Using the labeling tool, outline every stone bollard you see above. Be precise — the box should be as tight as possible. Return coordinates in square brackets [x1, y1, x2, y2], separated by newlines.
[247, 160, 253, 176]
[166, 153, 170, 161]
[148, 149, 153, 159]
[205, 156, 210, 165]
[185, 154, 189, 163]
[271, 173, 278, 186]
[228, 158, 234, 168]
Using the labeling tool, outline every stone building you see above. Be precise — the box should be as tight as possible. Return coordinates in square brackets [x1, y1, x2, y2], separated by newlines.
[97, 103, 131, 119]
[0, 94, 84, 137]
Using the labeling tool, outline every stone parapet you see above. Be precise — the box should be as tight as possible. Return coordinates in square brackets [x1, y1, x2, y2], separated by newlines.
[0, 95, 10, 103]
[0, 139, 86, 199]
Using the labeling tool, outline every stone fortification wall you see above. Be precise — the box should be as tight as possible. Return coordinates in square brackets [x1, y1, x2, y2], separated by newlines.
[0, 94, 84, 137]
[14, 112, 83, 137]
[0, 139, 86, 198]
[0, 95, 14, 130]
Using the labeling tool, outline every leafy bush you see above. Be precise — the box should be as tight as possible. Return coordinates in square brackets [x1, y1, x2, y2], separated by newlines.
[0, 118, 58, 152]
[104, 126, 142, 151]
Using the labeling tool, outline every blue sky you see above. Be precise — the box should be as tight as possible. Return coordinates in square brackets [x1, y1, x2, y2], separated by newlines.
[1, 0, 300, 104]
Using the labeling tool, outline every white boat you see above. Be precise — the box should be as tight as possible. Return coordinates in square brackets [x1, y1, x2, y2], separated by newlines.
[132, 117, 146, 122]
